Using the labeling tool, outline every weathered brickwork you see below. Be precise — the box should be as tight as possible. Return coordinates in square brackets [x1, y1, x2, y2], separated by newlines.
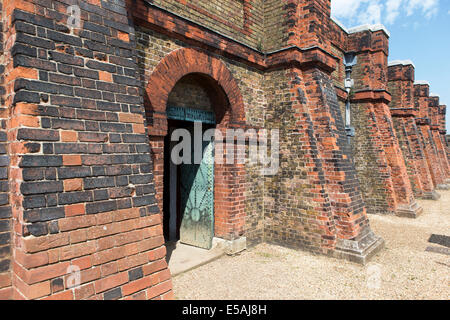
[439, 108, 450, 174]
[429, 97, 450, 180]
[414, 84, 449, 189]
[147, 0, 264, 50]
[446, 134, 450, 163]
[263, 0, 288, 52]
[336, 27, 423, 218]
[2, 0, 171, 300]
[0, 1, 13, 300]
[263, 67, 335, 254]
[0, 0, 447, 300]
[388, 62, 437, 200]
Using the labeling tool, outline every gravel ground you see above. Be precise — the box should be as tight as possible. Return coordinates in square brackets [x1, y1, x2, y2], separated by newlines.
[173, 191, 450, 300]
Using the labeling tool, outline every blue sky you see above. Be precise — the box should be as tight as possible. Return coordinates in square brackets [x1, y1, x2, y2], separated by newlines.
[331, 0, 450, 131]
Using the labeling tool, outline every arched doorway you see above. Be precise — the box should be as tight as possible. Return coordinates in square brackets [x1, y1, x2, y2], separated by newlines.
[163, 74, 218, 249]
[144, 48, 247, 253]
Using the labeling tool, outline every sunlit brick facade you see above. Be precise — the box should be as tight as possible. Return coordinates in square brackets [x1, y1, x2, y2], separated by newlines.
[0, 0, 447, 300]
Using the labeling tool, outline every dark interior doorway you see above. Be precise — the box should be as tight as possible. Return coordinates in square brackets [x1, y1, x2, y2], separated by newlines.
[163, 119, 216, 249]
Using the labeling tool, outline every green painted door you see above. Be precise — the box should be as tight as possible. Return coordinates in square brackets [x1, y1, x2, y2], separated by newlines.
[179, 136, 214, 249]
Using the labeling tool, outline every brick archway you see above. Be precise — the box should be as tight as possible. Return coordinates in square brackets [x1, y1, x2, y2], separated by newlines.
[144, 48, 246, 242]
[145, 48, 245, 124]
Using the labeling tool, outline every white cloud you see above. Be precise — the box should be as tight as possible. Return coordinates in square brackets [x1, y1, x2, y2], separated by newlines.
[386, 0, 403, 24]
[331, 0, 440, 26]
[331, 0, 371, 21]
[406, 0, 439, 18]
[358, 1, 383, 24]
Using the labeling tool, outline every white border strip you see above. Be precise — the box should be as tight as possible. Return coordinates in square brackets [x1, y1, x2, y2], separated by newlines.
[347, 24, 391, 37]
[388, 60, 415, 68]
[330, 18, 390, 37]
[414, 80, 430, 86]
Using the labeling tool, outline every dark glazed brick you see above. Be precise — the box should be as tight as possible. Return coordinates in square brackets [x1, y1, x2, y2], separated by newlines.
[13, 9, 55, 29]
[58, 191, 93, 205]
[25, 222, 48, 236]
[74, 87, 102, 99]
[0, 246, 11, 259]
[132, 195, 156, 207]
[73, 67, 99, 79]
[0, 259, 10, 273]
[21, 181, 63, 195]
[86, 200, 117, 214]
[14, 55, 57, 72]
[84, 177, 115, 189]
[0, 156, 9, 167]
[23, 195, 46, 209]
[0, 207, 12, 219]
[47, 30, 83, 47]
[86, 60, 116, 72]
[83, 21, 111, 36]
[93, 189, 109, 201]
[15, 33, 54, 49]
[49, 51, 84, 66]
[103, 287, 122, 300]
[0, 194, 10, 206]
[23, 207, 65, 223]
[13, 90, 40, 104]
[20, 155, 62, 167]
[128, 267, 143, 281]
[0, 221, 10, 233]
[51, 278, 64, 293]
[15, 21, 36, 35]
[17, 128, 60, 141]
[48, 221, 59, 234]
[12, 43, 37, 57]
[0, 233, 11, 246]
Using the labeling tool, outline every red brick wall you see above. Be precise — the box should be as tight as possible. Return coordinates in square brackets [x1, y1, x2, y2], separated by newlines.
[0, 0, 13, 299]
[348, 29, 422, 217]
[414, 84, 447, 188]
[388, 63, 436, 198]
[2, 0, 172, 300]
[0, 0, 448, 300]
[429, 98, 450, 179]
[146, 0, 264, 49]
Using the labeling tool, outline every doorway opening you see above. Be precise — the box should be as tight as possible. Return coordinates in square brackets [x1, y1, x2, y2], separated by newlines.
[162, 74, 217, 251]
[144, 49, 249, 272]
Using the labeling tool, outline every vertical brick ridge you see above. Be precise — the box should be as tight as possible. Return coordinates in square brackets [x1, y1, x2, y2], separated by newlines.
[296, 0, 331, 51]
[263, 65, 383, 264]
[352, 100, 399, 214]
[264, 67, 337, 254]
[387, 63, 437, 199]
[414, 84, 448, 190]
[432, 128, 450, 178]
[349, 30, 398, 216]
[393, 117, 424, 197]
[372, 102, 421, 217]
[302, 67, 384, 262]
[2, 0, 172, 300]
[438, 105, 450, 181]
[429, 99, 450, 179]
[0, 0, 14, 300]
[349, 29, 422, 218]
[302, 68, 370, 240]
[405, 118, 436, 198]
[1, 0, 448, 300]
